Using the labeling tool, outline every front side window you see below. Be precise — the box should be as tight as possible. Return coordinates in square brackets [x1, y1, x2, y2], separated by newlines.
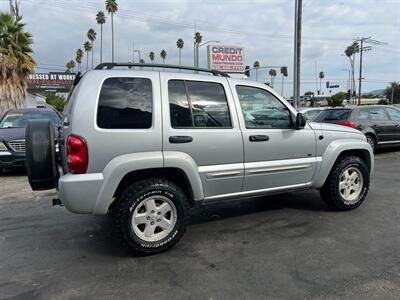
[236, 85, 292, 129]
[168, 80, 231, 128]
[385, 108, 400, 121]
[97, 77, 152, 129]
[369, 107, 389, 120]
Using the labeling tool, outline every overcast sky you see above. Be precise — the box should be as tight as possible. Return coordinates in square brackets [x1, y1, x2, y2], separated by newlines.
[2, 0, 399, 96]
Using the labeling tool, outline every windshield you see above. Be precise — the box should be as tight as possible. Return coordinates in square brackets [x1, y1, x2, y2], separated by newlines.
[0, 111, 61, 128]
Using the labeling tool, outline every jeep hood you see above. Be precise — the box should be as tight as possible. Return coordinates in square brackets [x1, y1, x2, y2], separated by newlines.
[308, 122, 363, 135]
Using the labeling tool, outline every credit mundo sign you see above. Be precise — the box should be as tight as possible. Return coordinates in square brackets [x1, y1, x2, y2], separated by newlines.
[207, 45, 245, 73]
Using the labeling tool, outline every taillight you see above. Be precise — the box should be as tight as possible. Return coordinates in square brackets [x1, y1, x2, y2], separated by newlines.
[336, 121, 356, 128]
[67, 134, 88, 174]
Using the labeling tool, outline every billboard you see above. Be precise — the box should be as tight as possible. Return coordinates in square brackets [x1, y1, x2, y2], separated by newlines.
[207, 45, 245, 73]
[27, 72, 76, 93]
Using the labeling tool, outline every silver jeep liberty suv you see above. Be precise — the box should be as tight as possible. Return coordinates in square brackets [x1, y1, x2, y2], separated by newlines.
[25, 63, 374, 255]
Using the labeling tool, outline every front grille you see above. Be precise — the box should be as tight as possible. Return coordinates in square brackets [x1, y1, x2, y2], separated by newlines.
[8, 140, 26, 152]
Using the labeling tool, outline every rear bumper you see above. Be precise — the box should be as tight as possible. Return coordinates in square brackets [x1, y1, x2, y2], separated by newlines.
[58, 173, 104, 214]
[0, 151, 25, 169]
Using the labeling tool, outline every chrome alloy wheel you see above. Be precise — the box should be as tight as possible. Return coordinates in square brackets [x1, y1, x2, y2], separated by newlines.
[338, 166, 364, 204]
[131, 195, 177, 242]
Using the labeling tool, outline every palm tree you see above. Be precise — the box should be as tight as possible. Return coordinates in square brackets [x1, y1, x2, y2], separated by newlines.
[84, 41, 92, 71]
[105, 0, 118, 62]
[176, 38, 184, 68]
[66, 60, 76, 73]
[319, 71, 324, 94]
[149, 51, 155, 69]
[139, 58, 145, 70]
[96, 11, 106, 64]
[253, 61, 260, 81]
[160, 50, 167, 69]
[194, 32, 202, 67]
[75, 48, 83, 72]
[0, 13, 36, 115]
[269, 69, 277, 88]
[87, 28, 96, 69]
[344, 42, 359, 102]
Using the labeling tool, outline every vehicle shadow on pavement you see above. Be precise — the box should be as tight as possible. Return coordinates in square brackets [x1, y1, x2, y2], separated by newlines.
[189, 190, 330, 225]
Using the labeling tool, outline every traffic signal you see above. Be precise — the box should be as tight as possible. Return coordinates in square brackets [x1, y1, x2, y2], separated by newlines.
[244, 65, 250, 77]
[326, 81, 330, 89]
[346, 89, 351, 100]
[281, 66, 288, 77]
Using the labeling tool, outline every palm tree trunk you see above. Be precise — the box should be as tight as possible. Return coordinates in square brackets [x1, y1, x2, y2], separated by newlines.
[255, 69, 258, 81]
[281, 75, 284, 95]
[179, 48, 181, 70]
[100, 24, 103, 64]
[111, 13, 114, 63]
[91, 42, 94, 69]
[319, 78, 322, 94]
[86, 52, 89, 71]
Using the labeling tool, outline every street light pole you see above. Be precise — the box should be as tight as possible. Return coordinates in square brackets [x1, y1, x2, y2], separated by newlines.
[197, 40, 220, 69]
[293, 0, 302, 109]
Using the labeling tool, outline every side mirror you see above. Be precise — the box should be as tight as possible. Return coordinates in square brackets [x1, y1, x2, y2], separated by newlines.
[295, 113, 307, 129]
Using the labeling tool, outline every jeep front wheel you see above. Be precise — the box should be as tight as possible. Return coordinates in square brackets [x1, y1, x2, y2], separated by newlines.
[114, 178, 189, 255]
[320, 155, 370, 210]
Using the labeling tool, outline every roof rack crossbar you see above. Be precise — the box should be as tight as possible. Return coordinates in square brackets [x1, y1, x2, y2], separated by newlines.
[94, 63, 230, 77]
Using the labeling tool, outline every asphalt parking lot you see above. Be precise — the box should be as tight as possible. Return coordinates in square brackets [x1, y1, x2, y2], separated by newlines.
[1, 150, 400, 300]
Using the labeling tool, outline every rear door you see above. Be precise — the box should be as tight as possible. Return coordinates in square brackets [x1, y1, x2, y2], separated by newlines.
[161, 73, 244, 200]
[384, 107, 400, 142]
[368, 107, 396, 143]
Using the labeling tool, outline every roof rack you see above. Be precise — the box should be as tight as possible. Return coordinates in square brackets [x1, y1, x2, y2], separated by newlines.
[94, 62, 230, 78]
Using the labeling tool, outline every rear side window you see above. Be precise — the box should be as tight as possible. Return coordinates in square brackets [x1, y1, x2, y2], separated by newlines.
[358, 109, 369, 120]
[97, 77, 152, 129]
[315, 109, 352, 122]
[369, 107, 389, 120]
[385, 108, 400, 121]
[168, 80, 231, 128]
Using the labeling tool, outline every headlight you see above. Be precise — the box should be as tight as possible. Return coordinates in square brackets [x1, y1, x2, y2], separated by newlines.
[0, 142, 8, 151]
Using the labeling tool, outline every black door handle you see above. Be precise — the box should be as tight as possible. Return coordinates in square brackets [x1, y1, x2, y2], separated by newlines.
[169, 136, 193, 143]
[249, 135, 269, 142]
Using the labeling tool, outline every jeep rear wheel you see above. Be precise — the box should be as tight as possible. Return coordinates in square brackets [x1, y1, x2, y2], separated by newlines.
[114, 178, 189, 255]
[320, 155, 370, 210]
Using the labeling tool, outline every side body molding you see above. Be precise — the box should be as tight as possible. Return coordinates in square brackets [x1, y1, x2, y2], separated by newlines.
[312, 139, 374, 188]
[93, 151, 163, 214]
[163, 151, 204, 201]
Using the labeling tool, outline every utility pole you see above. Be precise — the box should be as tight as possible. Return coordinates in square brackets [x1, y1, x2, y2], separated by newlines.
[355, 37, 386, 106]
[293, 0, 302, 109]
[391, 84, 394, 105]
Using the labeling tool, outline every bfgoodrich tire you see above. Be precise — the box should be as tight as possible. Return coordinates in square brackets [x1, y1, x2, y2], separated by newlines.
[25, 119, 58, 190]
[114, 178, 189, 255]
[320, 155, 370, 211]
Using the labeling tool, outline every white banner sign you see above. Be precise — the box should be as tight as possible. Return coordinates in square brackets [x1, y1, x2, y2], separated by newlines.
[207, 45, 245, 73]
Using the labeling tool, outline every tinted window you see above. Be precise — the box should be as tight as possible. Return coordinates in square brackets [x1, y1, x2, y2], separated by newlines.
[236, 85, 291, 129]
[358, 109, 369, 120]
[0, 111, 60, 128]
[369, 107, 389, 120]
[315, 109, 352, 122]
[168, 80, 231, 128]
[386, 108, 400, 121]
[97, 77, 152, 129]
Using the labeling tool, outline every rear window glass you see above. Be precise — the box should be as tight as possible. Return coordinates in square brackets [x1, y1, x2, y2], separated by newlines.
[0, 111, 60, 128]
[97, 77, 152, 129]
[315, 109, 352, 122]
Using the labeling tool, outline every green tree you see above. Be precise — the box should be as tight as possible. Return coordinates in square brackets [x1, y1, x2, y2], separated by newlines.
[66, 60, 75, 73]
[0, 13, 36, 115]
[269, 69, 277, 88]
[105, 0, 118, 62]
[45, 93, 65, 111]
[83, 41, 92, 71]
[253, 61, 260, 81]
[87, 28, 96, 69]
[75, 48, 83, 72]
[384, 81, 400, 104]
[149, 51, 155, 69]
[194, 32, 202, 67]
[176, 38, 184, 67]
[96, 11, 106, 64]
[327, 91, 346, 107]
